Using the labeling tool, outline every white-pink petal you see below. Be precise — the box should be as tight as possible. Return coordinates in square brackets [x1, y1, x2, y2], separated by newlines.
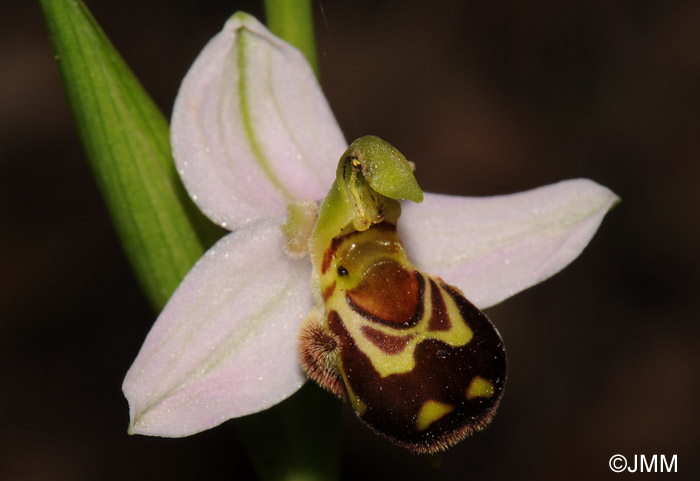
[400, 179, 618, 309]
[123, 216, 311, 437]
[171, 12, 346, 229]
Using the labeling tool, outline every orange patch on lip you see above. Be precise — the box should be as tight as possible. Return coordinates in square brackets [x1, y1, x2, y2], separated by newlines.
[347, 261, 421, 326]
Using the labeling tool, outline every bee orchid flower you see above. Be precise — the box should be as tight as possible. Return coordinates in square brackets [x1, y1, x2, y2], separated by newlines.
[122, 13, 618, 444]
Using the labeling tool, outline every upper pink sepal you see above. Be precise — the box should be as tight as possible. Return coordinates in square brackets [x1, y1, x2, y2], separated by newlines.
[171, 13, 345, 229]
[399, 178, 618, 309]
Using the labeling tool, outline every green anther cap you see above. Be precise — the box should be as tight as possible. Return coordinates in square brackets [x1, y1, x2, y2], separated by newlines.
[344, 135, 424, 203]
[335, 135, 424, 231]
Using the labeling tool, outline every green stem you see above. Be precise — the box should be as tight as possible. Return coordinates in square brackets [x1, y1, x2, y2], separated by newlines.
[236, 384, 341, 481]
[263, 0, 319, 77]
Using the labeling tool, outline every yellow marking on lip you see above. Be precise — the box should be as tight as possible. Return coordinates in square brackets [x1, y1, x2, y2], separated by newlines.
[466, 376, 495, 400]
[338, 362, 367, 415]
[416, 400, 454, 431]
[330, 274, 474, 378]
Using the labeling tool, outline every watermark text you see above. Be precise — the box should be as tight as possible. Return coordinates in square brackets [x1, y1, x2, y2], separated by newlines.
[609, 454, 677, 473]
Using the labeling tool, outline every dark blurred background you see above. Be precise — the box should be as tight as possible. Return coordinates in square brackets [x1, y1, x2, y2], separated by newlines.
[2, 1, 698, 480]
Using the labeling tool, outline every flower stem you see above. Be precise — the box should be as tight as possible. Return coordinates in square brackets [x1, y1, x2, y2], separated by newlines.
[236, 384, 341, 481]
[263, 0, 319, 77]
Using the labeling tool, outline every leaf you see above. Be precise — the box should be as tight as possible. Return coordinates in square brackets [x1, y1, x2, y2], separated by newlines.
[39, 0, 214, 309]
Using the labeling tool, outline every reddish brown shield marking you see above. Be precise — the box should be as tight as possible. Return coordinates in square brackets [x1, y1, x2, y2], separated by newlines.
[360, 325, 413, 354]
[346, 261, 422, 327]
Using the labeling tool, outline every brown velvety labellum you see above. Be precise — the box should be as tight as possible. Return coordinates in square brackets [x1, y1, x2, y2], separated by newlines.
[305, 207, 507, 454]
[330, 280, 507, 454]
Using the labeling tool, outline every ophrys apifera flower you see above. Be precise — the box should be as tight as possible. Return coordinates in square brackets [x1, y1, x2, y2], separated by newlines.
[123, 13, 617, 453]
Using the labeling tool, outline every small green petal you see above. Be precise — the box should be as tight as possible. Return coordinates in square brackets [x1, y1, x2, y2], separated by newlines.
[280, 200, 318, 257]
